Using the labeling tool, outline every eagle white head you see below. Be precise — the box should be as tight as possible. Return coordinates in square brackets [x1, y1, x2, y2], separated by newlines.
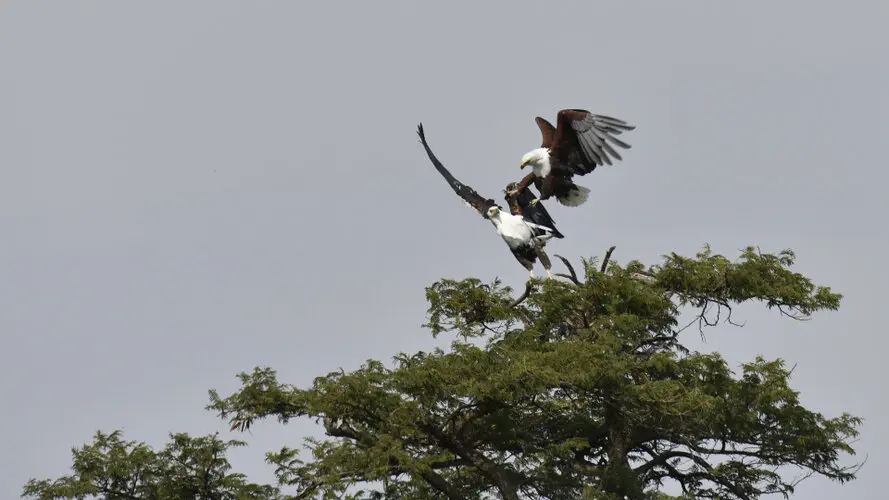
[520, 147, 551, 177]
[486, 206, 501, 219]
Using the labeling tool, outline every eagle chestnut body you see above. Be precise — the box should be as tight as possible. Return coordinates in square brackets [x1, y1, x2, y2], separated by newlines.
[512, 109, 636, 207]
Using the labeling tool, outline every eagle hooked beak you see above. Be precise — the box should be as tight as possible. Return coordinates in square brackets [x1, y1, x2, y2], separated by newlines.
[520, 161, 527, 170]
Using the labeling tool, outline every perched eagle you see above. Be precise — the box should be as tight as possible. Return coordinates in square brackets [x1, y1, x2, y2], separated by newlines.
[417, 123, 563, 278]
[508, 109, 636, 207]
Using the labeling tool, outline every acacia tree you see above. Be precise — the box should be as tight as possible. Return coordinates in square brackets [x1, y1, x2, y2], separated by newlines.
[22, 430, 279, 499]
[207, 245, 862, 499]
[26, 245, 863, 499]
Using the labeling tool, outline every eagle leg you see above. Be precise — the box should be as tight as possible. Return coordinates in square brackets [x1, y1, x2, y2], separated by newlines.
[507, 172, 537, 197]
[513, 250, 536, 279]
[536, 248, 554, 279]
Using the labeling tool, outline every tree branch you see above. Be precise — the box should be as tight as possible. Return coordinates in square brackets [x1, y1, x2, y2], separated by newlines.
[601, 246, 616, 273]
[633, 331, 680, 352]
[554, 254, 581, 285]
[508, 282, 534, 309]
[302, 420, 471, 500]
[635, 448, 713, 477]
[420, 421, 524, 500]
[419, 467, 467, 500]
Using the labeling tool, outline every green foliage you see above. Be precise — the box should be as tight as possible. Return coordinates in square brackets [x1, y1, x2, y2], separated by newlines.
[26, 244, 861, 499]
[22, 430, 279, 499]
[423, 277, 519, 338]
[204, 245, 861, 499]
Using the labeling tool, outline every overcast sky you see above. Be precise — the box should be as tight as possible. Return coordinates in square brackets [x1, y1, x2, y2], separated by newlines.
[1, 2, 885, 498]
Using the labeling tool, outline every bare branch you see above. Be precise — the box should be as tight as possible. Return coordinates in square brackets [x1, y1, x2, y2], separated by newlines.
[508, 282, 535, 309]
[553, 254, 581, 285]
[601, 246, 616, 273]
[778, 304, 811, 321]
[635, 447, 714, 477]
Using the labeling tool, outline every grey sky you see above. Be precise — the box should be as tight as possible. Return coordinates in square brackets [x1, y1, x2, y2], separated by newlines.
[1, 1, 885, 498]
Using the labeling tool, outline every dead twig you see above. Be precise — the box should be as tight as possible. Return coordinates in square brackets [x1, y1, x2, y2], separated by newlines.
[508, 281, 534, 309]
[601, 246, 616, 273]
[553, 254, 581, 285]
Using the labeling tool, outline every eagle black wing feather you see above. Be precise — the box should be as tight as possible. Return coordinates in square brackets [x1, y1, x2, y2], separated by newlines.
[553, 110, 636, 175]
[417, 123, 495, 218]
[572, 113, 634, 166]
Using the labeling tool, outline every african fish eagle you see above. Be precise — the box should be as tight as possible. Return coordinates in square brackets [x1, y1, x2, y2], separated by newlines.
[417, 123, 563, 278]
[508, 109, 636, 207]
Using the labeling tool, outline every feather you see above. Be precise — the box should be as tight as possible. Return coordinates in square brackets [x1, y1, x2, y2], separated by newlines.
[417, 123, 495, 218]
[551, 109, 636, 172]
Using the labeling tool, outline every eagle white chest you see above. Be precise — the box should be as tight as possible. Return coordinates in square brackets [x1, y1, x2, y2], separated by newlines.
[493, 214, 534, 249]
[532, 159, 551, 178]
[530, 148, 552, 177]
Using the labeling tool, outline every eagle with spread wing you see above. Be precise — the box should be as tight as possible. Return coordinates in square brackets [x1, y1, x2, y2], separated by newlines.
[417, 123, 563, 278]
[508, 109, 636, 207]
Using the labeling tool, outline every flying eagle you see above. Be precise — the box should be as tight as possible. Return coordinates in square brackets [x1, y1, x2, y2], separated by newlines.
[508, 109, 635, 207]
[417, 123, 563, 278]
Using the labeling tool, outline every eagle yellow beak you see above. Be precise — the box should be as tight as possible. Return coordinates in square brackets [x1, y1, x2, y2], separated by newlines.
[520, 161, 527, 169]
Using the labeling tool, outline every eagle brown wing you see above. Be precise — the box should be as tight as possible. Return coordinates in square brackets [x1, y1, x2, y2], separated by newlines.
[550, 109, 635, 175]
[417, 123, 496, 219]
[535, 116, 557, 148]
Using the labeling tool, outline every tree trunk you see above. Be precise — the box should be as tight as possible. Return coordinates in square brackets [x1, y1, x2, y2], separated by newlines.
[602, 404, 645, 499]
